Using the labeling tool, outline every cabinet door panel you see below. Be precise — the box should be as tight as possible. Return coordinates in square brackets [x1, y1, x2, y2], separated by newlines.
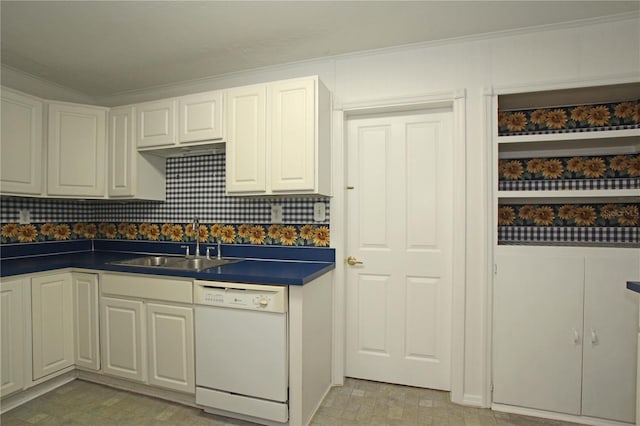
[137, 100, 175, 148]
[1, 89, 43, 195]
[582, 254, 639, 423]
[47, 103, 106, 197]
[179, 91, 223, 143]
[0, 278, 26, 396]
[225, 85, 266, 193]
[73, 273, 100, 370]
[270, 78, 315, 192]
[32, 273, 74, 380]
[147, 303, 194, 393]
[108, 106, 135, 197]
[493, 253, 584, 415]
[101, 297, 146, 382]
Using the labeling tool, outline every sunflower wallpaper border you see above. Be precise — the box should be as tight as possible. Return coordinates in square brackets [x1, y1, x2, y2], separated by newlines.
[497, 203, 639, 246]
[0, 222, 330, 247]
[498, 99, 640, 136]
[499, 154, 640, 181]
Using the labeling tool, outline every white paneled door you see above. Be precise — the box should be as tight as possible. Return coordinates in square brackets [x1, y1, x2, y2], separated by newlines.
[345, 109, 453, 390]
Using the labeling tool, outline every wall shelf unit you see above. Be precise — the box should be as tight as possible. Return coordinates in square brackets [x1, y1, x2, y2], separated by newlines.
[495, 82, 640, 248]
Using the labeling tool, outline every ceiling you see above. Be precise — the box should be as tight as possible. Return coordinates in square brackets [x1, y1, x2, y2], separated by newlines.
[1, 1, 638, 99]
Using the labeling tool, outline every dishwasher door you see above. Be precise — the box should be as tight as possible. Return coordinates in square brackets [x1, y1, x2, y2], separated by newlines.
[195, 305, 288, 402]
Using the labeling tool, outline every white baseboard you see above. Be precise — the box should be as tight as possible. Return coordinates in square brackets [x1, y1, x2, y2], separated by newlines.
[492, 403, 634, 426]
[0, 371, 77, 414]
[461, 393, 485, 407]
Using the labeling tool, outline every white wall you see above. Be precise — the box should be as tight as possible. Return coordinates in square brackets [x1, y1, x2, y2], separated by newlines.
[5, 12, 639, 406]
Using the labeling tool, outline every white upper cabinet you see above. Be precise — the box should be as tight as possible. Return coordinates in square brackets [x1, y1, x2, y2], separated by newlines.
[47, 102, 107, 198]
[1, 88, 44, 195]
[225, 76, 331, 196]
[108, 106, 166, 200]
[136, 99, 176, 148]
[178, 91, 224, 143]
[270, 78, 316, 192]
[225, 84, 267, 193]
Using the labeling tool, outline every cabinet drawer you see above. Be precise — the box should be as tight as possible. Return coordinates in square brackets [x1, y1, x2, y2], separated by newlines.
[101, 273, 192, 303]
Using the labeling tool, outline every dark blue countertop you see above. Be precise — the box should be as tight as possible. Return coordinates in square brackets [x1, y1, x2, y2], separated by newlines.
[627, 281, 640, 294]
[0, 241, 335, 286]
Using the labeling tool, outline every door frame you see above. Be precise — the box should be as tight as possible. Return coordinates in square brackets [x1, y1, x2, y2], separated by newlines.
[331, 89, 468, 404]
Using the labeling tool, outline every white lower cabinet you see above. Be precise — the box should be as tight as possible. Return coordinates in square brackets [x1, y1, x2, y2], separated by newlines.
[31, 273, 75, 380]
[100, 273, 195, 394]
[101, 297, 146, 382]
[493, 247, 639, 423]
[0, 277, 28, 397]
[146, 303, 194, 393]
[73, 273, 100, 371]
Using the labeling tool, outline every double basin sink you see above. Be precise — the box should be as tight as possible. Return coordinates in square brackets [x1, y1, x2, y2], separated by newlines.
[109, 255, 241, 272]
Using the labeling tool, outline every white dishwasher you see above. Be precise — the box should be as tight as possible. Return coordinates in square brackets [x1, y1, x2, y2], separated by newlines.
[194, 280, 288, 424]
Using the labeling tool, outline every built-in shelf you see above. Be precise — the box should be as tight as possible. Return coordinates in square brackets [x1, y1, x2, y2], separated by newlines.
[497, 128, 640, 144]
[498, 189, 640, 204]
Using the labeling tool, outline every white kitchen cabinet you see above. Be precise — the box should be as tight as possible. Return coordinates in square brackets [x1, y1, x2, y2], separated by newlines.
[225, 83, 267, 193]
[101, 296, 146, 383]
[0, 277, 27, 397]
[47, 102, 107, 197]
[0, 87, 44, 196]
[100, 273, 194, 393]
[31, 273, 75, 380]
[73, 273, 100, 371]
[146, 303, 194, 393]
[581, 253, 639, 423]
[225, 76, 331, 196]
[493, 252, 584, 415]
[136, 99, 176, 148]
[108, 106, 166, 200]
[493, 247, 639, 423]
[178, 90, 224, 143]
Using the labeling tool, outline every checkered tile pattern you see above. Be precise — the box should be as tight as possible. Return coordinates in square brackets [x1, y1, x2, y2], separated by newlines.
[498, 226, 639, 246]
[2, 153, 330, 225]
[498, 178, 639, 191]
[499, 123, 639, 137]
[0, 197, 94, 223]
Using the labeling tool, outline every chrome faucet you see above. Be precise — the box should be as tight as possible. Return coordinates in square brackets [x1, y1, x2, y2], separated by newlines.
[192, 217, 200, 257]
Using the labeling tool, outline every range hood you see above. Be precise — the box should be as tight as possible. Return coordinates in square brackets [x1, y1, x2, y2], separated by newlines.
[139, 141, 225, 158]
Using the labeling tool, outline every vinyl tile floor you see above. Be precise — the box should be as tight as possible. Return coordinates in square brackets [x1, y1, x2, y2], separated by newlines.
[1, 378, 587, 426]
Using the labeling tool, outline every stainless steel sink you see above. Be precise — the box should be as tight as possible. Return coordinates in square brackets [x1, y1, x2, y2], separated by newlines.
[109, 255, 241, 271]
[163, 257, 241, 271]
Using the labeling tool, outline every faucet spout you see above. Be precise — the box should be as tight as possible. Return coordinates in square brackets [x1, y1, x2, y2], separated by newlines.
[192, 217, 200, 257]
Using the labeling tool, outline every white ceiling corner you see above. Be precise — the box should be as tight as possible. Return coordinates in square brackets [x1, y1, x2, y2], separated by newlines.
[1, 1, 638, 102]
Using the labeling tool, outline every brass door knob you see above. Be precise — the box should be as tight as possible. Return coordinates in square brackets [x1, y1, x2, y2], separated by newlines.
[346, 256, 363, 266]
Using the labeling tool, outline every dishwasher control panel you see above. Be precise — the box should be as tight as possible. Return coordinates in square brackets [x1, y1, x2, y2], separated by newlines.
[194, 280, 287, 313]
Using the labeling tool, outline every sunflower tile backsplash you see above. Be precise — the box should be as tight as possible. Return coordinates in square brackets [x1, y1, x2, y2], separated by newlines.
[1, 154, 330, 247]
[498, 99, 640, 136]
[1, 222, 330, 247]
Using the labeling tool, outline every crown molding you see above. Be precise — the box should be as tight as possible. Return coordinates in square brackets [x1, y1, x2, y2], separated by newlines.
[1, 64, 95, 104]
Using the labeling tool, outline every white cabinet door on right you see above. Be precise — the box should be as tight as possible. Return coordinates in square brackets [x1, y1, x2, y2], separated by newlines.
[47, 102, 107, 197]
[146, 303, 194, 393]
[493, 253, 585, 415]
[582, 253, 639, 423]
[269, 78, 315, 192]
[178, 91, 223, 143]
[0, 88, 43, 195]
[32, 273, 75, 380]
[108, 106, 136, 197]
[224, 84, 267, 193]
[101, 296, 146, 383]
[136, 99, 176, 148]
